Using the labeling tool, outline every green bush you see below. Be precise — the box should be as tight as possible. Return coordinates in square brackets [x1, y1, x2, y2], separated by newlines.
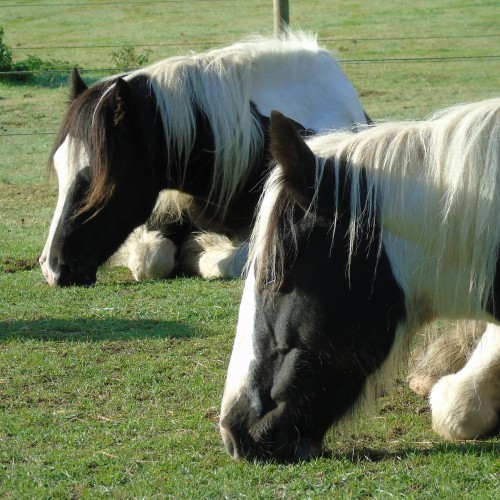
[0, 27, 14, 72]
[111, 46, 152, 70]
[0, 27, 72, 82]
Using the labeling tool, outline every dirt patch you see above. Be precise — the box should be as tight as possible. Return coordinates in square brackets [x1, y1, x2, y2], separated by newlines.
[358, 89, 387, 98]
[2, 258, 39, 273]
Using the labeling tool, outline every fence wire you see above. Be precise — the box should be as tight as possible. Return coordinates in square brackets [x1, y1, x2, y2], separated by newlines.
[1, 4, 498, 140]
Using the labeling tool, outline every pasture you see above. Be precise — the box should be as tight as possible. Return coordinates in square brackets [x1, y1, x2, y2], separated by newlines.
[1, 0, 499, 497]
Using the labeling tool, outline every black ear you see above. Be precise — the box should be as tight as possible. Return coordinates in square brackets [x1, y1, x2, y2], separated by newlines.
[70, 68, 88, 101]
[269, 110, 317, 209]
[109, 77, 132, 128]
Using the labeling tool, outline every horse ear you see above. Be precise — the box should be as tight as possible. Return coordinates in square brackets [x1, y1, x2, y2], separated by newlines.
[70, 68, 88, 101]
[269, 110, 317, 209]
[109, 77, 133, 128]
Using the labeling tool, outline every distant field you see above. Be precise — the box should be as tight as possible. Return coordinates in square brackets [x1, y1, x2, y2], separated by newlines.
[1, 1, 499, 497]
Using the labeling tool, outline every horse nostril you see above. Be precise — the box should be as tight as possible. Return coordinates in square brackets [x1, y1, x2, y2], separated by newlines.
[220, 425, 241, 460]
[55, 263, 75, 287]
[48, 255, 60, 271]
[220, 393, 260, 460]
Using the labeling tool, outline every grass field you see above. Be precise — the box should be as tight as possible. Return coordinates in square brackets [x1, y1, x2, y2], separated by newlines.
[1, 1, 499, 497]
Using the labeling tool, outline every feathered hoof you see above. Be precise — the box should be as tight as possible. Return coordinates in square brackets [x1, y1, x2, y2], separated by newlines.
[429, 373, 499, 440]
[110, 227, 177, 281]
[129, 236, 177, 281]
[408, 375, 435, 397]
[407, 321, 484, 398]
[180, 232, 248, 279]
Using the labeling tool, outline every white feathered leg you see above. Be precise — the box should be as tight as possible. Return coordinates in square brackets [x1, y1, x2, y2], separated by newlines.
[180, 232, 248, 279]
[407, 322, 483, 397]
[109, 225, 177, 281]
[430, 323, 500, 440]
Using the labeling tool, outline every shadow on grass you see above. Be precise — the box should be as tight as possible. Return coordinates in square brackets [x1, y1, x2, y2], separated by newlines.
[245, 439, 499, 466]
[322, 440, 499, 463]
[0, 318, 196, 342]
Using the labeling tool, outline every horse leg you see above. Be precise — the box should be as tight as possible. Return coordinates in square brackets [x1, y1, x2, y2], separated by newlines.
[108, 190, 195, 281]
[429, 322, 500, 440]
[108, 224, 181, 280]
[407, 321, 484, 397]
[179, 232, 249, 279]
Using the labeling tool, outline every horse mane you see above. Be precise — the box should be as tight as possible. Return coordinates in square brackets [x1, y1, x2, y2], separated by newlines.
[130, 31, 323, 209]
[49, 78, 119, 217]
[252, 98, 500, 313]
[57, 31, 331, 218]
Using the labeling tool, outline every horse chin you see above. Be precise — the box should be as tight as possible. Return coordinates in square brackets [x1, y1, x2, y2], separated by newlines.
[55, 264, 97, 287]
[221, 425, 322, 462]
[268, 437, 323, 463]
[220, 399, 323, 462]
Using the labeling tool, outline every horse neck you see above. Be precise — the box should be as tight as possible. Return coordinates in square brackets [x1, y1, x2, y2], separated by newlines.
[167, 110, 219, 198]
[169, 109, 270, 226]
[329, 114, 500, 323]
[379, 178, 493, 322]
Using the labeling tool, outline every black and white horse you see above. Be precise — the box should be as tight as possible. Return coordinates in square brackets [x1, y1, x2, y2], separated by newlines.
[40, 32, 368, 286]
[220, 99, 500, 461]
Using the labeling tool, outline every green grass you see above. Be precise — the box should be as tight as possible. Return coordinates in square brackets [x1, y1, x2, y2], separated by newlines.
[1, 1, 499, 497]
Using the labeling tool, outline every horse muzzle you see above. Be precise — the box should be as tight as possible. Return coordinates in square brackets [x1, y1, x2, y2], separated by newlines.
[221, 424, 321, 462]
[39, 254, 97, 287]
[220, 397, 322, 462]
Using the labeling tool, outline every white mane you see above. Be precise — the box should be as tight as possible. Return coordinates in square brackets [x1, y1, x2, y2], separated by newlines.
[127, 31, 361, 208]
[85, 31, 365, 214]
[253, 98, 500, 317]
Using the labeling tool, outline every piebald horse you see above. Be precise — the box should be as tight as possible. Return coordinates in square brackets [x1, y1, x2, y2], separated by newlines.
[220, 99, 500, 461]
[40, 32, 367, 286]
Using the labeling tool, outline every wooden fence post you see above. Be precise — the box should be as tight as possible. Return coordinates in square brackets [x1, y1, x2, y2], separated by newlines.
[273, 0, 289, 35]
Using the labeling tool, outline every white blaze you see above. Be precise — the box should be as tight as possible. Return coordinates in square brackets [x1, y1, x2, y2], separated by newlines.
[220, 261, 259, 423]
[39, 135, 88, 285]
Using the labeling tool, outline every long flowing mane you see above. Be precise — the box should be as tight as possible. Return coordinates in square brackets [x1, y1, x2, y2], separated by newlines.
[55, 31, 364, 220]
[129, 31, 326, 207]
[252, 98, 500, 314]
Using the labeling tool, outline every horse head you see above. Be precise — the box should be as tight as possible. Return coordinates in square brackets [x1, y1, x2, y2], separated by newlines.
[40, 69, 166, 286]
[221, 98, 500, 460]
[220, 112, 406, 461]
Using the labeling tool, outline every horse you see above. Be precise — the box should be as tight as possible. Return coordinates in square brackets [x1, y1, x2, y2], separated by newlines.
[39, 32, 368, 286]
[220, 98, 500, 461]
